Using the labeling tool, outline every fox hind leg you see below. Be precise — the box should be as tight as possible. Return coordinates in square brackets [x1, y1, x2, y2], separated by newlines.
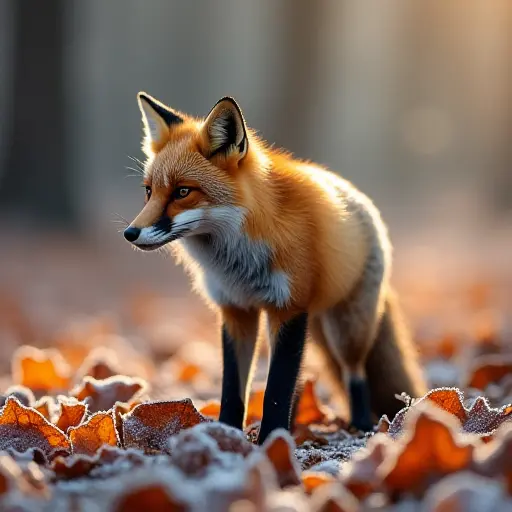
[319, 250, 386, 431]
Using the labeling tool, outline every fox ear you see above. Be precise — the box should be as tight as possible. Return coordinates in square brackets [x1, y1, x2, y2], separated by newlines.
[200, 97, 248, 161]
[137, 92, 183, 144]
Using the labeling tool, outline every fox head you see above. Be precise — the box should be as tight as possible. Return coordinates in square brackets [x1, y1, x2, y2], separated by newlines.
[124, 92, 260, 251]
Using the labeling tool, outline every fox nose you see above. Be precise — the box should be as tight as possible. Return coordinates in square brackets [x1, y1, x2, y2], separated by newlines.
[124, 226, 141, 242]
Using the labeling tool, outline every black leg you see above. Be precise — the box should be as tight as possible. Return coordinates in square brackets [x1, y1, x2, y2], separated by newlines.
[219, 325, 245, 429]
[257, 313, 308, 445]
[349, 375, 374, 432]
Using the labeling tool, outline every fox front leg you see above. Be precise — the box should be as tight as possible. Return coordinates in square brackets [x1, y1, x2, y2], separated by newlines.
[218, 307, 260, 430]
[257, 311, 308, 445]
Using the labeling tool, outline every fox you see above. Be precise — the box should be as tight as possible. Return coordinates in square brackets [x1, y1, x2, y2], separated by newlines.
[123, 92, 427, 444]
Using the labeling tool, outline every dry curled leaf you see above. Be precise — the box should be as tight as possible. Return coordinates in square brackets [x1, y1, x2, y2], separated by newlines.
[199, 400, 221, 420]
[302, 471, 336, 494]
[389, 387, 512, 438]
[0, 454, 20, 495]
[122, 399, 208, 454]
[473, 422, 512, 493]
[262, 429, 301, 488]
[188, 422, 254, 457]
[245, 388, 265, 427]
[0, 385, 35, 407]
[293, 425, 329, 447]
[55, 398, 87, 433]
[12, 346, 71, 393]
[309, 483, 359, 512]
[114, 484, 187, 512]
[341, 434, 388, 500]
[177, 362, 201, 383]
[382, 403, 478, 494]
[33, 396, 55, 421]
[52, 445, 145, 480]
[295, 380, 327, 426]
[69, 411, 118, 456]
[71, 375, 147, 413]
[467, 355, 512, 391]
[76, 346, 121, 381]
[0, 397, 70, 459]
[114, 401, 140, 447]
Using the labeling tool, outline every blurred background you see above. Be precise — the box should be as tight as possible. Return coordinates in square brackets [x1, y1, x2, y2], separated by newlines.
[0, 1, 510, 367]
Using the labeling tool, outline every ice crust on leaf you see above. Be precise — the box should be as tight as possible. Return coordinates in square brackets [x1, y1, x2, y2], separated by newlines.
[122, 399, 208, 454]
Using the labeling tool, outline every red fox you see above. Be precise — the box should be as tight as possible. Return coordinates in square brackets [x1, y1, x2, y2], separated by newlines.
[124, 92, 427, 444]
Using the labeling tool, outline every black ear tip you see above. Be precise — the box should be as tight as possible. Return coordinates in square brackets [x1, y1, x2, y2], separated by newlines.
[215, 96, 243, 113]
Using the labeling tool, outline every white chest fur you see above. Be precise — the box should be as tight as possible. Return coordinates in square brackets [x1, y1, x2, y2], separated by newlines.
[179, 207, 291, 309]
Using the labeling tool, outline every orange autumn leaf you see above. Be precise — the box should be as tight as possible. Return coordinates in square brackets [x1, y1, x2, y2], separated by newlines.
[262, 430, 301, 488]
[122, 399, 208, 454]
[0, 397, 70, 459]
[114, 484, 186, 512]
[12, 346, 71, 393]
[177, 362, 201, 383]
[199, 400, 221, 420]
[0, 386, 35, 408]
[56, 399, 87, 433]
[341, 435, 388, 500]
[113, 401, 140, 447]
[467, 355, 512, 391]
[295, 380, 327, 426]
[382, 403, 477, 493]
[52, 445, 145, 480]
[293, 425, 328, 447]
[245, 388, 265, 426]
[389, 388, 512, 438]
[302, 471, 336, 494]
[69, 411, 118, 456]
[71, 375, 146, 413]
[436, 333, 458, 360]
[309, 483, 359, 512]
[33, 397, 53, 421]
[424, 388, 467, 423]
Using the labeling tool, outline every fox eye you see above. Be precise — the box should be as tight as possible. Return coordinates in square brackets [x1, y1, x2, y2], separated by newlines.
[145, 186, 152, 200]
[174, 187, 191, 199]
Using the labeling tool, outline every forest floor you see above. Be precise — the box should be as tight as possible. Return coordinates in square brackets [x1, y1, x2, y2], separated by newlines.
[0, 231, 511, 511]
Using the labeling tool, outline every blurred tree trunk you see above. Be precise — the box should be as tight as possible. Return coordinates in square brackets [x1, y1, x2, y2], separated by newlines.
[271, 0, 323, 157]
[0, 0, 79, 230]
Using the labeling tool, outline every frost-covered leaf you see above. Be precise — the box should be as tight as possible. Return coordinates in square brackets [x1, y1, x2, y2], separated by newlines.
[293, 425, 329, 447]
[309, 482, 360, 512]
[389, 387, 512, 438]
[382, 402, 478, 494]
[468, 354, 512, 391]
[0, 397, 70, 459]
[187, 422, 254, 457]
[12, 345, 71, 393]
[122, 399, 207, 454]
[0, 385, 35, 407]
[55, 398, 87, 433]
[301, 471, 336, 494]
[473, 422, 512, 493]
[52, 445, 145, 480]
[71, 375, 147, 413]
[113, 484, 187, 512]
[33, 396, 54, 421]
[341, 434, 388, 499]
[423, 471, 508, 512]
[76, 346, 121, 381]
[69, 410, 118, 455]
[262, 429, 301, 488]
